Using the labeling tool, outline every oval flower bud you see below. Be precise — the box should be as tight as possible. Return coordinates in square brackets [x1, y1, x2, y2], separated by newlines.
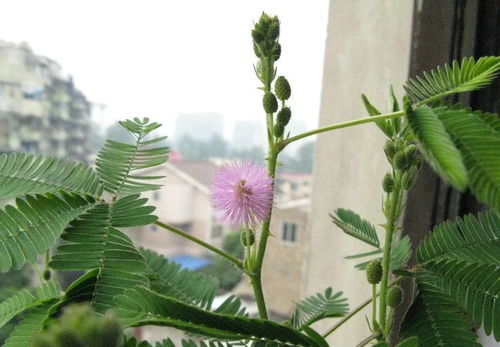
[263, 92, 278, 113]
[240, 229, 256, 246]
[277, 107, 292, 126]
[275, 76, 291, 100]
[366, 259, 383, 284]
[387, 285, 403, 307]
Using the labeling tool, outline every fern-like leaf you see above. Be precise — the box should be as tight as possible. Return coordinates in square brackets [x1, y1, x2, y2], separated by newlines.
[141, 248, 218, 310]
[331, 208, 379, 247]
[406, 105, 468, 190]
[213, 295, 247, 316]
[96, 118, 169, 196]
[115, 286, 321, 346]
[401, 273, 480, 347]
[0, 281, 60, 328]
[0, 193, 96, 272]
[418, 211, 500, 265]
[435, 106, 500, 209]
[290, 287, 348, 330]
[50, 195, 155, 312]
[4, 299, 59, 347]
[424, 259, 500, 340]
[0, 153, 103, 200]
[404, 56, 500, 104]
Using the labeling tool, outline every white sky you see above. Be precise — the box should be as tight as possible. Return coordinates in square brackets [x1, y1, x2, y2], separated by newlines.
[1, 0, 329, 139]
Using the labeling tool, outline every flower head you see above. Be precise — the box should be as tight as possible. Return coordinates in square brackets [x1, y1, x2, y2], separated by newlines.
[211, 161, 273, 228]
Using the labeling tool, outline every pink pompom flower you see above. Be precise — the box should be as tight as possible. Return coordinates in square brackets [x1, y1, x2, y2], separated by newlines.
[211, 161, 273, 229]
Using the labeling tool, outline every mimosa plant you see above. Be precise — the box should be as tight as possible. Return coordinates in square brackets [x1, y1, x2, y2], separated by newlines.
[0, 13, 499, 347]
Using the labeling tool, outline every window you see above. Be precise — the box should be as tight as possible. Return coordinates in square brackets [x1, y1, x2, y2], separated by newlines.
[211, 224, 223, 239]
[281, 222, 297, 243]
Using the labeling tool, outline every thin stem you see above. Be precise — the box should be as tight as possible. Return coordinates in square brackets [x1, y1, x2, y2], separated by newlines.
[323, 278, 401, 338]
[356, 332, 382, 347]
[379, 187, 402, 329]
[154, 220, 243, 270]
[372, 284, 377, 329]
[280, 110, 404, 149]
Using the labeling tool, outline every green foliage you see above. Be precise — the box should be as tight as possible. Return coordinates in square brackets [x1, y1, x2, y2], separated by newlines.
[96, 117, 169, 195]
[50, 195, 155, 312]
[123, 336, 246, 347]
[142, 248, 218, 310]
[417, 211, 500, 265]
[31, 304, 123, 347]
[404, 56, 500, 104]
[115, 286, 321, 346]
[4, 299, 58, 347]
[401, 273, 480, 347]
[0, 193, 96, 272]
[406, 104, 468, 190]
[0, 153, 103, 199]
[361, 94, 393, 137]
[331, 208, 380, 247]
[0, 281, 60, 328]
[434, 106, 500, 209]
[290, 287, 349, 330]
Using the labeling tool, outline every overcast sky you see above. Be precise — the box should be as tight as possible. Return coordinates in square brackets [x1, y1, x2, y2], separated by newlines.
[1, 0, 329, 138]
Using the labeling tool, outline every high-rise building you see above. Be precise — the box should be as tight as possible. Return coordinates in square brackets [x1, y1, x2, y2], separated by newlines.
[0, 41, 91, 161]
[231, 120, 265, 150]
[175, 113, 224, 142]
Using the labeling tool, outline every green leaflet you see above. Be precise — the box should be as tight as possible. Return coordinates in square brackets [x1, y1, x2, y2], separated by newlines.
[401, 273, 480, 347]
[435, 106, 500, 209]
[418, 211, 500, 265]
[0, 193, 96, 272]
[290, 287, 349, 330]
[404, 56, 500, 104]
[96, 118, 169, 196]
[0, 153, 103, 200]
[331, 208, 380, 247]
[0, 281, 61, 328]
[115, 286, 321, 346]
[50, 195, 154, 313]
[142, 248, 218, 310]
[4, 299, 59, 347]
[423, 259, 500, 341]
[406, 105, 468, 190]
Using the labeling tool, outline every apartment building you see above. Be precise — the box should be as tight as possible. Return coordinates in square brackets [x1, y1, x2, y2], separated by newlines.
[0, 41, 91, 160]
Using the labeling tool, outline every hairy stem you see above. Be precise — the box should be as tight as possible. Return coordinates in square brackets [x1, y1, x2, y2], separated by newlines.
[279, 110, 404, 149]
[372, 284, 377, 329]
[154, 220, 244, 270]
[379, 186, 402, 330]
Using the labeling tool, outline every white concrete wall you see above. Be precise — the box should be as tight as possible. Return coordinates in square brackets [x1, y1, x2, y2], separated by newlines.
[304, 1, 414, 345]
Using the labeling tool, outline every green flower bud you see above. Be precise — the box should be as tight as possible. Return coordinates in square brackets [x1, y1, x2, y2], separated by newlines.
[274, 123, 285, 137]
[268, 21, 280, 40]
[275, 76, 291, 101]
[263, 92, 278, 113]
[404, 145, 418, 166]
[241, 229, 256, 246]
[43, 269, 51, 280]
[272, 43, 281, 61]
[394, 151, 410, 171]
[366, 260, 383, 284]
[253, 42, 261, 58]
[382, 173, 395, 193]
[384, 140, 397, 161]
[277, 107, 292, 126]
[387, 285, 403, 308]
[251, 30, 265, 44]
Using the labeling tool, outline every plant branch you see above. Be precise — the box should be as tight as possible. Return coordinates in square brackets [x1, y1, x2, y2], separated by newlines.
[356, 332, 382, 347]
[154, 220, 244, 270]
[279, 110, 404, 149]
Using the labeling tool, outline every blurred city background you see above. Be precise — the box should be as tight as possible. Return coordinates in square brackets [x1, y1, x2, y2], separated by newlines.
[1, 1, 499, 346]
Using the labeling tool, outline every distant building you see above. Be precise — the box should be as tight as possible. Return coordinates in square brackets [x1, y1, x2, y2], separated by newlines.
[130, 160, 227, 263]
[175, 113, 224, 143]
[0, 41, 91, 161]
[278, 173, 312, 202]
[231, 120, 264, 150]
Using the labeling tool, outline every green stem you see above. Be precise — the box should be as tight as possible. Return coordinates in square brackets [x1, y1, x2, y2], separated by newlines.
[323, 278, 401, 338]
[279, 110, 404, 149]
[154, 220, 244, 270]
[356, 332, 382, 347]
[372, 284, 377, 330]
[378, 187, 402, 330]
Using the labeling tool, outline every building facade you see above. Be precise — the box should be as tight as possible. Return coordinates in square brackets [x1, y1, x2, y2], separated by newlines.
[0, 41, 91, 161]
